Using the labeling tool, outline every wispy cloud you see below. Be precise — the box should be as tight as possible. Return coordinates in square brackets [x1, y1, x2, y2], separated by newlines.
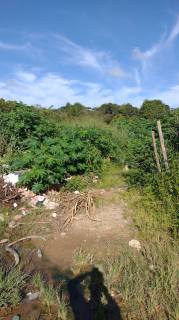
[0, 41, 31, 51]
[55, 34, 132, 80]
[133, 15, 179, 73]
[167, 15, 179, 43]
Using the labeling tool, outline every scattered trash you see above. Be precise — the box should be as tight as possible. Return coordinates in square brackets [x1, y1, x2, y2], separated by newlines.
[37, 248, 43, 258]
[74, 190, 80, 194]
[128, 239, 141, 251]
[52, 212, 57, 218]
[12, 315, 21, 320]
[26, 291, 40, 301]
[65, 176, 72, 181]
[43, 199, 58, 210]
[3, 173, 19, 186]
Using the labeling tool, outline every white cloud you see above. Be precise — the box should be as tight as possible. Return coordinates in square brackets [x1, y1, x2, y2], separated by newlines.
[0, 69, 143, 107]
[154, 85, 179, 106]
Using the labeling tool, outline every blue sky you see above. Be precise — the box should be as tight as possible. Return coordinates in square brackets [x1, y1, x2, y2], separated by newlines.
[0, 0, 179, 107]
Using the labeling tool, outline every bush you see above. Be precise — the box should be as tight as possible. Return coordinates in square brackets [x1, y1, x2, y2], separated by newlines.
[9, 127, 117, 193]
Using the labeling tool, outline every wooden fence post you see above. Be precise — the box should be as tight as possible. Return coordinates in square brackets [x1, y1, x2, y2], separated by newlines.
[152, 130, 161, 173]
[157, 120, 169, 170]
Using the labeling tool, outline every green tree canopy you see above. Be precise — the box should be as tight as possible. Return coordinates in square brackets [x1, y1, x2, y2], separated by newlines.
[140, 99, 170, 119]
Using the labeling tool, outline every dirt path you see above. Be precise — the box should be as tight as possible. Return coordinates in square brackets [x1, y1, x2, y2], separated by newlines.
[40, 191, 134, 270]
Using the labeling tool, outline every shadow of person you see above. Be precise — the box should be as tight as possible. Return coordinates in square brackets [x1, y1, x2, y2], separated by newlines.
[68, 267, 122, 320]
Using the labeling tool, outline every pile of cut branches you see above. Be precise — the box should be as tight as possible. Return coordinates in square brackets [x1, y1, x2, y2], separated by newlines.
[0, 177, 19, 205]
[49, 191, 97, 229]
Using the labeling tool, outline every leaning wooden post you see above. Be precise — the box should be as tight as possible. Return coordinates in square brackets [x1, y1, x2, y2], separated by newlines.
[157, 120, 169, 170]
[152, 130, 161, 172]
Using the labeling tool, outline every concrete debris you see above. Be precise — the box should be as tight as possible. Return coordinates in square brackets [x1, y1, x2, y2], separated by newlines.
[128, 239, 141, 251]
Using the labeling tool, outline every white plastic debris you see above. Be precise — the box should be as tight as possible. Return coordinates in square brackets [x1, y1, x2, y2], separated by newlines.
[128, 239, 141, 251]
[37, 195, 45, 203]
[13, 202, 18, 208]
[37, 249, 43, 258]
[74, 190, 80, 194]
[26, 291, 40, 301]
[3, 173, 19, 186]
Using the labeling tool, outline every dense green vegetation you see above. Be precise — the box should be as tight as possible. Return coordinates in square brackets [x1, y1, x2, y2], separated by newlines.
[0, 97, 179, 234]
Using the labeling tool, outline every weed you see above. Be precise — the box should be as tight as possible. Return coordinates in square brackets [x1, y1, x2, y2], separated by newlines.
[0, 268, 26, 307]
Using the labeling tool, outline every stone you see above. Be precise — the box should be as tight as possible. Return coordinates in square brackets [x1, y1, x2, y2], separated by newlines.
[26, 291, 40, 301]
[74, 190, 80, 194]
[13, 214, 23, 222]
[8, 221, 16, 229]
[128, 239, 141, 251]
[52, 212, 57, 218]
[37, 248, 43, 258]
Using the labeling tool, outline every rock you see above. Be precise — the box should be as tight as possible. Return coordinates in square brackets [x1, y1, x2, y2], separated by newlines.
[26, 291, 40, 301]
[74, 190, 80, 194]
[3, 173, 19, 186]
[0, 239, 8, 244]
[13, 202, 18, 208]
[13, 214, 23, 222]
[43, 199, 58, 210]
[52, 212, 57, 218]
[0, 214, 5, 222]
[37, 248, 43, 258]
[8, 221, 16, 229]
[128, 239, 141, 251]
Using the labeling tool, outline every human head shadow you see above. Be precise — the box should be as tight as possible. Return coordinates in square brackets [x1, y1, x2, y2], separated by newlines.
[67, 267, 122, 320]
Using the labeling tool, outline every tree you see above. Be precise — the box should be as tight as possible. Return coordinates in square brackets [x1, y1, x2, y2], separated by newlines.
[118, 103, 139, 117]
[140, 100, 170, 119]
